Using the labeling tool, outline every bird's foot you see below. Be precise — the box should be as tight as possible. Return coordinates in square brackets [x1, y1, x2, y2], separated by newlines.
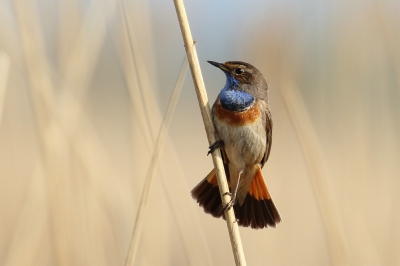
[219, 192, 235, 214]
[207, 140, 224, 155]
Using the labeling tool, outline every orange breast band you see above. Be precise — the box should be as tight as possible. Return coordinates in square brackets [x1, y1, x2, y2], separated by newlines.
[214, 101, 261, 126]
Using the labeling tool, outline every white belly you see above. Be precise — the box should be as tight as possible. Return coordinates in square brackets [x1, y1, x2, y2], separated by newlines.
[212, 98, 270, 204]
[214, 115, 266, 171]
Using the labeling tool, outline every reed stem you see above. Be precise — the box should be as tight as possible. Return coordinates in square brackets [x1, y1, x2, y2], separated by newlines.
[173, 0, 247, 265]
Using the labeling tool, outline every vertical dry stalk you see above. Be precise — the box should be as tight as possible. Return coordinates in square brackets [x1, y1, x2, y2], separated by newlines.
[14, 0, 121, 264]
[3, 166, 48, 266]
[54, 2, 122, 263]
[114, 2, 213, 263]
[173, 0, 247, 265]
[281, 82, 348, 266]
[115, 0, 155, 147]
[124, 57, 189, 265]
[12, 0, 71, 265]
[57, 0, 118, 136]
[0, 51, 10, 124]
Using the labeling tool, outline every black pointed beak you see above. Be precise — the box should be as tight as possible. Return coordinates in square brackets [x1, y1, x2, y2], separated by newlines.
[207, 61, 222, 68]
[207, 61, 229, 72]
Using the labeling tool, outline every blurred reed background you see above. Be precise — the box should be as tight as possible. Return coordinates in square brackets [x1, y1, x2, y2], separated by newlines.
[0, 0, 399, 265]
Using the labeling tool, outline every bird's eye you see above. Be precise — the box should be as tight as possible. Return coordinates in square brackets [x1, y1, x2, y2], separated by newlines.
[235, 68, 244, 75]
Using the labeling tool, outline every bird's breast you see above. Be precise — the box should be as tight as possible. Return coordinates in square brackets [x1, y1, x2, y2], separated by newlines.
[219, 88, 255, 112]
[214, 98, 261, 126]
[212, 98, 267, 171]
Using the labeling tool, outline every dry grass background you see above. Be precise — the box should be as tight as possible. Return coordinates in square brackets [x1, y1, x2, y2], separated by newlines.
[0, 0, 399, 265]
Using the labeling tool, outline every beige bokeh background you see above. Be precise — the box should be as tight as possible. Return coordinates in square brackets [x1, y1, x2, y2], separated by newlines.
[0, 0, 399, 265]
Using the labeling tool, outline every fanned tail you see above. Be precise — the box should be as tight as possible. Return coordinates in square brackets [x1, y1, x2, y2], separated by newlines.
[191, 169, 224, 218]
[234, 166, 281, 229]
[192, 166, 281, 229]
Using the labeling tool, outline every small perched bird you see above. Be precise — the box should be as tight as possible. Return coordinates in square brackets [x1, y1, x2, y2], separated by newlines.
[191, 61, 281, 229]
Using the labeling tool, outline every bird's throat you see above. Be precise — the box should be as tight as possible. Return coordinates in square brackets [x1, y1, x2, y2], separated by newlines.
[219, 88, 255, 112]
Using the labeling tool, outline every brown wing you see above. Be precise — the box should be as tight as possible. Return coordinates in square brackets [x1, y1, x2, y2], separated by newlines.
[260, 108, 273, 168]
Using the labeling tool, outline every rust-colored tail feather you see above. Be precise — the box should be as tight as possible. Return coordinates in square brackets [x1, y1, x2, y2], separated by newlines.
[191, 168, 281, 229]
[191, 170, 224, 218]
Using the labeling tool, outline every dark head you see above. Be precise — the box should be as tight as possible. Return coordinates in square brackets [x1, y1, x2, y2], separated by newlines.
[207, 61, 269, 101]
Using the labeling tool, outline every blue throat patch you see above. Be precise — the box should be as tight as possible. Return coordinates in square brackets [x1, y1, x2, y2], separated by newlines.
[219, 74, 254, 112]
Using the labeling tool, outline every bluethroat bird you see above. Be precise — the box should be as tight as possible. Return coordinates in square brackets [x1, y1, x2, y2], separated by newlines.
[191, 61, 281, 229]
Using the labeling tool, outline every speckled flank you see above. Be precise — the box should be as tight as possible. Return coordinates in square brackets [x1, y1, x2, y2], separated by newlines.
[213, 100, 261, 126]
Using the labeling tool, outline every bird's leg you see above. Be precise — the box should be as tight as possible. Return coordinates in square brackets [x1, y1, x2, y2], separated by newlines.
[220, 170, 243, 213]
[207, 140, 224, 155]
